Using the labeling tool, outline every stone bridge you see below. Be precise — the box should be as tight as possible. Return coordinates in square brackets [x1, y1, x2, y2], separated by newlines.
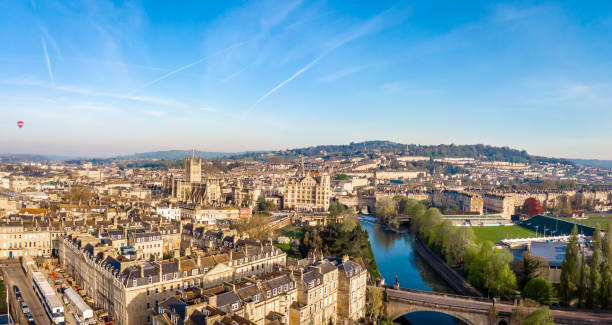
[377, 285, 612, 325]
[381, 285, 510, 325]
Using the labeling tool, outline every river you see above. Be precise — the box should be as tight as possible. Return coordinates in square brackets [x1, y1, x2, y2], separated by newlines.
[359, 216, 467, 325]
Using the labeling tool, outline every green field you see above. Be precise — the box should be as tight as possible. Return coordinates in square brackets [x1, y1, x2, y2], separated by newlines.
[472, 225, 537, 244]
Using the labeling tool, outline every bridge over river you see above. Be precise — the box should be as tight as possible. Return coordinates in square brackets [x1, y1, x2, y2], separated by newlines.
[360, 216, 612, 324]
[377, 284, 612, 325]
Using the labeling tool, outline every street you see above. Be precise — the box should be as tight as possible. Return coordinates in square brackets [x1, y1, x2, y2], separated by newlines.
[1, 259, 50, 325]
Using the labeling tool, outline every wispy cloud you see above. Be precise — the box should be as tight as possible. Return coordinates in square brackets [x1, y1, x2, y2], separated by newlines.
[318, 66, 364, 83]
[123, 39, 252, 99]
[40, 37, 54, 85]
[4, 77, 179, 106]
[245, 8, 408, 116]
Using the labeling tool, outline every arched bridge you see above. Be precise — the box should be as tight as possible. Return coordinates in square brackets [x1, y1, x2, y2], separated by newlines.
[377, 285, 612, 325]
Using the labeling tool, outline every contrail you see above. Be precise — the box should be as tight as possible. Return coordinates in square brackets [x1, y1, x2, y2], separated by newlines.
[244, 8, 402, 116]
[246, 55, 323, 114]
[41, 37, 54, 85]
[122, 39, 252, 100]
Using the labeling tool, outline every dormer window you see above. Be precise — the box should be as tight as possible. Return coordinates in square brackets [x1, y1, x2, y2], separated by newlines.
[183, 271, 188, 277]
[133, 279, 137, 287]
[192, 269, 198, 275]
[273, 288, 277, 295]
[174, 272, 179, 279]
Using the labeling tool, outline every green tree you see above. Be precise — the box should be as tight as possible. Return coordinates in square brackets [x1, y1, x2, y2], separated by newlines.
[418, 208, 443, 238]
[366, 288, 384, 320]
[521, 306, 555, 325]
[444, 226, 474, 266]
[519, 251, 547, 289]
[467, 241, 517, 298]
[397, 197, 418, 215]
[601, 222, 612, 307]
[329, 203, 347, 216]
[588, 225, 602, 308]
[578, 253, 590, 307]
[559, 225, 579, 306]
[375, 197, 399, 228]
[522, 278, 553, 305]
[336, 173, 348, 180]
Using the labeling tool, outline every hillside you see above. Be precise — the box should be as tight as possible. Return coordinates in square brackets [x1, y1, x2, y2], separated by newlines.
[571, 159, 612, 169]
[238, 141, 572, 164]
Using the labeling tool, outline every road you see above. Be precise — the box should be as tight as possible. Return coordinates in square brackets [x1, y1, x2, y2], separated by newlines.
[1, 259, 50, 325]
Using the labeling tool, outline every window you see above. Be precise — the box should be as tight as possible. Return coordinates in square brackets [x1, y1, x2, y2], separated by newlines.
[174, 272, 179, 279]
[148, 276, 153, 284]
[231, 303, 239, 310]
[192, 269, 198, 275]
[146, 303, 150, 309]
[147, 290, 150, 296]
[155, 288, 159, 294]
[133, 279, 137, 287]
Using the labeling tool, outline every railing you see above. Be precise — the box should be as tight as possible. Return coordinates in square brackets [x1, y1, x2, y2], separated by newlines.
[379, 285, 497, 304]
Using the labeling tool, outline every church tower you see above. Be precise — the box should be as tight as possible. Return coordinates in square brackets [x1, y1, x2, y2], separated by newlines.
[184, 150, 202, 184]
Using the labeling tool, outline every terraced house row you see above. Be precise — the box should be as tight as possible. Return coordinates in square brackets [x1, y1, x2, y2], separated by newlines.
[58, 232, 366, 325]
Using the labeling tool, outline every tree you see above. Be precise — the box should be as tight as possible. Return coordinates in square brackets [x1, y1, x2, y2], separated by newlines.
[375, 197, 398, 228]
[559, 225, 579, 306]
[522, 197, 543, 217]
[519, 251, 547, 289]
[256, 197, 277, 212]
[600, 222, 612, 307]
[467, 241, 517, 298]
[578, 253, 590, 307]
[418, 208, 443, 238]
[522, 278, 553, 305]
[588, 225, 602, 308]
[397, 197, 418, 215]
[554, 195, 572, 217]
[329, 203, 347, 217]
[521, 306, 555, 325]
[366, 288, 384, 320]
[444, 226, 474, 266]
[335, 173, 348, 180]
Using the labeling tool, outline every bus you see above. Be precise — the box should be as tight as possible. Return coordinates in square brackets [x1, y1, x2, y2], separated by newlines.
[32, 271, 65, 324]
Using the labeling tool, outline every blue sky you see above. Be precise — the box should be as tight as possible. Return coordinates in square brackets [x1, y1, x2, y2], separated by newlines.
[1, 1, 611, 159]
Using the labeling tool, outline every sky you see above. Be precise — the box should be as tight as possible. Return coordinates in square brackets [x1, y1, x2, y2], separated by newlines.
[1, 1, 611, 159]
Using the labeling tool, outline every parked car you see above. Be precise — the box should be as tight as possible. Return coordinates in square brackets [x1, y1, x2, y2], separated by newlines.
[13, 285, 20, 294]
[20, 301, 29, 313]
[25, 312, 34, 322]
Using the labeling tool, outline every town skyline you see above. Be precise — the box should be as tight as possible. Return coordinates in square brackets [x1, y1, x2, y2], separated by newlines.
[1, 1, 612, 159]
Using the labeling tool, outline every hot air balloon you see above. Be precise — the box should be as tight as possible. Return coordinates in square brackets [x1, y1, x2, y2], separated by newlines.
[17, 121, 24, 128]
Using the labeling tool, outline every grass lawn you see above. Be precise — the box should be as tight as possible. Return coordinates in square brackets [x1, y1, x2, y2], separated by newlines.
[278, 226, 304, 240]
[472, 225, 537, 244]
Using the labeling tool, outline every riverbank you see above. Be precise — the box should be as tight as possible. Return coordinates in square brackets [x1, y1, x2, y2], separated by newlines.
[412, 238, 482, 297]
[365, 214, 481, 297]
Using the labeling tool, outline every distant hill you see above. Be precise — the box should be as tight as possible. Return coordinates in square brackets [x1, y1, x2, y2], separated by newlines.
[115, 150, 243, 160]
[241, 141, 573, 165]
[0, 154, 73, 162]
[571, 159, 612, 169]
